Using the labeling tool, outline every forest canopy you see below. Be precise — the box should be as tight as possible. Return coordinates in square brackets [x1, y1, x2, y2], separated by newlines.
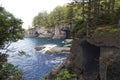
[0, 6, 24, 48]
[32, 0, 120, 29]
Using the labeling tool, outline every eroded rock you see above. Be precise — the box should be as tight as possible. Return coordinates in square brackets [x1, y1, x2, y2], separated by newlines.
[64, 39, 73, 44]
[45, 47, 70, 55]
[34, 46, 45, 51]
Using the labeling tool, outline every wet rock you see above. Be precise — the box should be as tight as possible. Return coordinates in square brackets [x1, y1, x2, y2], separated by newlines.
[64, 39, 73, 44]
[45, 47, 70, 55]
[34, 46, 45, 51]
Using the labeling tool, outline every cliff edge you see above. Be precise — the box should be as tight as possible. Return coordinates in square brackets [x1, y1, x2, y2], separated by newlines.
[45, 25, 120, 80]
[26, 24, 73, 39]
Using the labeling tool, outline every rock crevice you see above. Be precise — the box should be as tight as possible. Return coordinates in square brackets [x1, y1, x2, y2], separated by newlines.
[66, 39, 120, 80]
[46, 39, 120, 80]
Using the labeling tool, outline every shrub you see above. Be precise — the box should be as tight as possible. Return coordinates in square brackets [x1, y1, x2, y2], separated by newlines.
[0, 62, 24, 80]
[55, 70, 77, 80]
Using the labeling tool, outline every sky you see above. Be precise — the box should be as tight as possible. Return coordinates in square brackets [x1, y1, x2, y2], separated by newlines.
[0, 0, 70, 29]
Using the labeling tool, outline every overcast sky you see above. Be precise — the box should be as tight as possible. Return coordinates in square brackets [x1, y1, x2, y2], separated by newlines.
[0, 0, 70, 29]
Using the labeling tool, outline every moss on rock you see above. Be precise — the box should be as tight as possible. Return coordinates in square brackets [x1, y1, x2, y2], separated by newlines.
[89, 26, 120, 47]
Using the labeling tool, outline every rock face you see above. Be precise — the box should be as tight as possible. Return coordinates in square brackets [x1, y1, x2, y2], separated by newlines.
[100, 47, 120, 80]
[26, 27, 54, 38]
[106, 54, 120, 80]
[25, 28, 36, 37]
[52, 25, 66, 39]
[26, 24, 74, 39]
[65, 40, 100, 80]
[36, 27, 54, 38]
[46, 38, 120, 80]
[45, 26, 120, 80]
[64, 39, 120, 80]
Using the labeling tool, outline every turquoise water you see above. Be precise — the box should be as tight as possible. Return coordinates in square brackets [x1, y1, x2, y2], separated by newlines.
[7, 37, 68, 80]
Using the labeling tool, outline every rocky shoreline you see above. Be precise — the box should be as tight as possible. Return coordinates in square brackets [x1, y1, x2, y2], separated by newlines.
[45, 47, 70, 55]
[34, 46, 71, 55]
[34, 26, 120, 80]
[34, 39, 72, 55]
[45, 25, 120, 80]
[26, 24, 74, 39]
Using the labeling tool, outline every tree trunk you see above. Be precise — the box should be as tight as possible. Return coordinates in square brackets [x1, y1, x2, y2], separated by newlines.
[111, 0, 115, 13]
[118, 19, 120, 27]
[93, 0, 98, 26]
[97, 0, 100, 16]
[87, 0, 92, 37]
[88, 0, 92, 25]
[107, 0, 112, 14]
[104, 0, 108, 13]
[82, 0, 85, 19]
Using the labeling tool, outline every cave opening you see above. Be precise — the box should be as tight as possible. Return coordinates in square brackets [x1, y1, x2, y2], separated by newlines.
[35, 31, 39, 37]
[80, 41, 100, 79]
[65, 30, 70, 39]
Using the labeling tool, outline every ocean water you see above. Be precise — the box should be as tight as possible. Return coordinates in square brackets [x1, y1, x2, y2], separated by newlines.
[7, 37, 68, 80]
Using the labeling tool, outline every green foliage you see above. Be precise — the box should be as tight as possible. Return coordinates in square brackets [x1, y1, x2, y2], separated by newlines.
[32, 3, 82, 28]
[66, 4, 74, 24]
[71, 0, 120, 38]
[18, 51, 31, 57]
[33, 6, 68, 27]
[96, 13, 118, 25]
[33, 11, 49, 27]
[91, 26, 120, 43]
[74, 19, 87, 33]
[0, 62, 24, 80]
[32, 0, 120, 38]
[0, 53, 8, 62]
[55, 70, 77, 80]
[0, 6, 24, 80]
[0, 6, 24, 48]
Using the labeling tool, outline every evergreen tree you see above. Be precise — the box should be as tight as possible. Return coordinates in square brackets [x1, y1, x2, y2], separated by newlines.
[0, 6, 24, 80]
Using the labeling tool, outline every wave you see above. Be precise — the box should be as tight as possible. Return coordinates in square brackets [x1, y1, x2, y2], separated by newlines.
[40, 44, 57, 53]
[45, 57, 66, 66]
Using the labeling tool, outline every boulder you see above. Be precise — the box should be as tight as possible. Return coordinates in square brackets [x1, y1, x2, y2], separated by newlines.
[63, 44, 72, 47]
[64, 39, 73, 44]
[45, 47, 70, 55]
[34, 46, 45, 51]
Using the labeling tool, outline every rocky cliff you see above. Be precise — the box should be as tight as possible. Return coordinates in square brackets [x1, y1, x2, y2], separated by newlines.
[52, 25, 66, 39]
[45, 25, 120, 80]
[26, 24, 74, 39]
[65, 38, 120, 80]
[26, 27, 54, 38]
[69, 26, 120, 80]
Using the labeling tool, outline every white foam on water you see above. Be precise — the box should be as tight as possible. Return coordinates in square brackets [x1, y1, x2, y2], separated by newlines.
[45, 57, 66, 65]
[61, 41, 65, 43]
[40, 44, 57, 53]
